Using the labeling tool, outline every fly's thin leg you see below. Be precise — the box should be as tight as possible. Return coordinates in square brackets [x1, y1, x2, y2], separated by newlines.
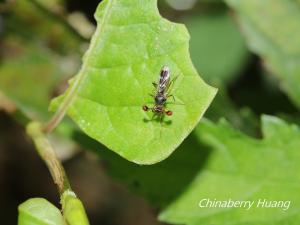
[159, 113, 165, 137]
[167, 102, 185, 106]
[165, 75, 179, 94]
[151, 112, 158, 121]
[164, 74, 179, 107]
[152, 82, 158, 88]
[160, 114, 164, 124]
[167, 94, 176, 102]
[166, 94, 185, 106]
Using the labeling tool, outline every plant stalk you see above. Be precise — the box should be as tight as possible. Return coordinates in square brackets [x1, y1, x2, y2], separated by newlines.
[27, 121, 71, 195]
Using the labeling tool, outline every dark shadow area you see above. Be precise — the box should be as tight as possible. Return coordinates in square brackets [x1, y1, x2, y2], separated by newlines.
[142, 116, 172, 126]
[0, 112, 166, 225]
[66, 0, 102, 22]
[0, 112, 58, 225]
[228, 55, 298, 115]
[73, 130, 212, 209]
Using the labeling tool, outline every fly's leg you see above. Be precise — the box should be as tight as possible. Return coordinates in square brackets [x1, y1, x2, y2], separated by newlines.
[158, 109, 173, 136]
[165, 74, 179, 104]
[151, 112, 158, 121]
[165, 75, 179, 94]
[166, 94, 185, 106]
[167, 94, 176, 102]
[162, 109, 172, 123]
[148, 82, 157, 98]
[159, 113, 164, 124]
[142, 105, 151, 112]
[159, 113, 164, 137]
[143, 105, 159, 122]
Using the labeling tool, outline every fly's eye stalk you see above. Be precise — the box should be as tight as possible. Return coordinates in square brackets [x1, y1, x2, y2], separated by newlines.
[143, 105, 149, 111]
[166, 110, 173, 116]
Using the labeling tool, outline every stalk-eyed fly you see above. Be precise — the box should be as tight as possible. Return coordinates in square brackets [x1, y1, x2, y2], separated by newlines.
[143, 66, 177, 122]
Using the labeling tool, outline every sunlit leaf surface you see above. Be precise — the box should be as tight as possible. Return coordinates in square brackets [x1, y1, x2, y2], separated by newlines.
[160, 116, 300, 225]
[18, 198, 64, 225]
[50, 0, 217, 164]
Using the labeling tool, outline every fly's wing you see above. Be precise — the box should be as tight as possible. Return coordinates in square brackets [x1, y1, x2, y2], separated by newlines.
[165, 74, 179, 95]
[158, 66, 170, 93]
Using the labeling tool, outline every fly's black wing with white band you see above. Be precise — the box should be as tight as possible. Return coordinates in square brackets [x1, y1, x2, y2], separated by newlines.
[157, 66, 170, 94]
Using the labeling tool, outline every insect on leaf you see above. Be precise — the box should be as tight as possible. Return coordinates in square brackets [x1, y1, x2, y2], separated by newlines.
[50, 0, 217, 164]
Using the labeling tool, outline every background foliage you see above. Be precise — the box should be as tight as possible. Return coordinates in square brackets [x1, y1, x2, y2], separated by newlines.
[0, 0, 300, 224]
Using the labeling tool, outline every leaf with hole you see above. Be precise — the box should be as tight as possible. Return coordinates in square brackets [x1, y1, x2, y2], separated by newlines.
[50, 0, 217, 164]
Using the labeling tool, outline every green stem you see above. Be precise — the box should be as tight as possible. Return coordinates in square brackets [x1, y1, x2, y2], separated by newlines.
[43, 0, 114, 134]
[27, 121, 71, 195]
[27, 122, 90, 224]
[61, 190, 90, 225]
[43, 72, 85, 134]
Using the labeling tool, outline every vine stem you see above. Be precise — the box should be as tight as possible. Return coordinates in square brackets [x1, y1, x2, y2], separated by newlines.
[27, 121, 71, 195]
[27, 121, 90, 224]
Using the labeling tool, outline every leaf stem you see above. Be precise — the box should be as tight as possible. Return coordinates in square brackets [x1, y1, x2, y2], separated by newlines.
[27, 121, 71, 195]
[42, 87, 75, 134]
[43, 71, 85, 134]
[43, 0, 115, 134]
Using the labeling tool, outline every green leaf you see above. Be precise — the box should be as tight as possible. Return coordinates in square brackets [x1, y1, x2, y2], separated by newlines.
[50, 0, 217, 164]
[74, 131, 210, 208]
[224, 0, 300, 109]
[18, 198, 64, 225]
[185, 11, 249, 85]
[205, 88, 259, 136]
[160, 116, 300, 225]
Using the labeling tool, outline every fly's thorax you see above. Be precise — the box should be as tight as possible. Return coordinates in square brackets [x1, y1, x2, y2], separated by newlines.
[155, 94, 167, 105]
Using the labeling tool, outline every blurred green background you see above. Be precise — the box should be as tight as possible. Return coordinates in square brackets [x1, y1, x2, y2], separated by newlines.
[1, 0, 299, 224]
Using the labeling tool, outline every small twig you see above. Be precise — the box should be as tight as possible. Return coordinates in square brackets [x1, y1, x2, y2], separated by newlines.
[27, 121, 71, 195]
